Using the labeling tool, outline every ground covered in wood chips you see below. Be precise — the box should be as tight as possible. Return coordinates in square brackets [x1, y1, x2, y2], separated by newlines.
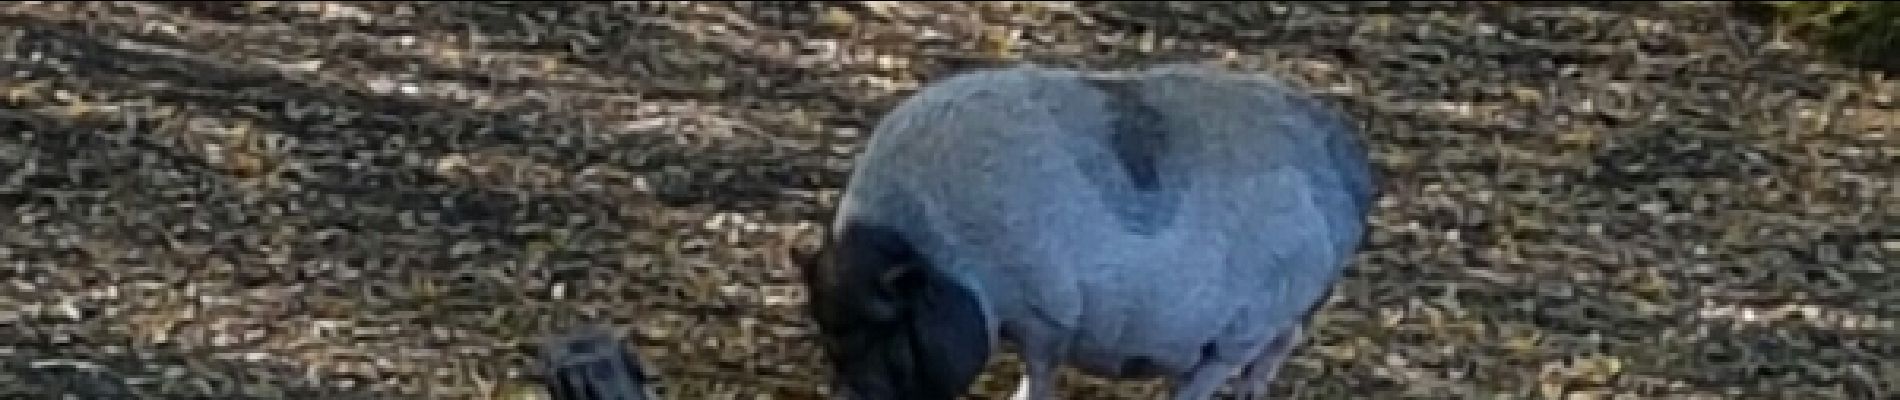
[0, 1, 1895, 399]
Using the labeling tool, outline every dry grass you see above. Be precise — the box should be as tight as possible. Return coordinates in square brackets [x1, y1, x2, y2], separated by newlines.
[1746, 1, 1900, 71]
[0, 2, 1894, 399]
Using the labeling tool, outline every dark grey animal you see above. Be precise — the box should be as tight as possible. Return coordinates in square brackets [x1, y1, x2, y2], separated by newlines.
[800, 64, 1377, 400]
[540, 326, 658, 400]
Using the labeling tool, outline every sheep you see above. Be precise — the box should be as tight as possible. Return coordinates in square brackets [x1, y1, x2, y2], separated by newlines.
[799, 64, 1378, 400]
[540, 326, 658, 400]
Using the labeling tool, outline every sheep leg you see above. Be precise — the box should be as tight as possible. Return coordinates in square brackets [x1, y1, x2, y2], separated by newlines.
[1008, 338, 1066, 400]
[1167, 351, 1251, 400]
[1230, 324, 1305, 400]
[1008, 371, 1054, 400]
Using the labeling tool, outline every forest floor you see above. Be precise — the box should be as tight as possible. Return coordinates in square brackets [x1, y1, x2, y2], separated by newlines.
[0, 2, 1894, 399]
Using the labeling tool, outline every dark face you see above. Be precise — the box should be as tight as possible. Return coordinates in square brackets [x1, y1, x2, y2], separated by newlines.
[800, 222, 991, 400]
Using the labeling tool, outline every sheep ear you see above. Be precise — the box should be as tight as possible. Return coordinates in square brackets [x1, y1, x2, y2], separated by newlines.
[790, 244, 821, 281]
[904, 269, 991, 397]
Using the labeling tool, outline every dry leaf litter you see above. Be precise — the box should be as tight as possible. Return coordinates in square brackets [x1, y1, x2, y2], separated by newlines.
[0, 1, 1894, 399]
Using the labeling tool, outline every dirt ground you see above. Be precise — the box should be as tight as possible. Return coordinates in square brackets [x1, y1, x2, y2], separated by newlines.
[0, 1, 1894, 399]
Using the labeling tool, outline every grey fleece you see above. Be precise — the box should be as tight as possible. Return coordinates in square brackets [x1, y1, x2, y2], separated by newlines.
[832, 64, 1375, 384]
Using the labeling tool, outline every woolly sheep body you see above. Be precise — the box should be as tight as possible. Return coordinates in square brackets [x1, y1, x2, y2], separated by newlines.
[807, 64, 1376, 400]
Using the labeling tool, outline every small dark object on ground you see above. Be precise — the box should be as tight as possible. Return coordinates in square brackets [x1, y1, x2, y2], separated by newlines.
[541, 327, 658, 400]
